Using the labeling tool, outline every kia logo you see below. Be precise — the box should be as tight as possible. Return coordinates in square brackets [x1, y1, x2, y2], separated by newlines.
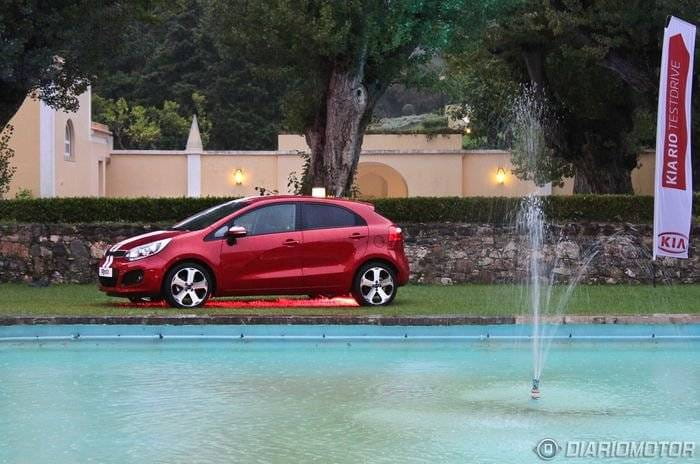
[658, 232, 688, 254]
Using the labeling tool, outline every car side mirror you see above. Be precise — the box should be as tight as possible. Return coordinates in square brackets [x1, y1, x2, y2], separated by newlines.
[227, 226, 247, 238]
[226, 225, 247, 245]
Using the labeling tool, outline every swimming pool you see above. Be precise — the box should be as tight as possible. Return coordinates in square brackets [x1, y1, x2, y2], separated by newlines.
[1, 325, 699, 463]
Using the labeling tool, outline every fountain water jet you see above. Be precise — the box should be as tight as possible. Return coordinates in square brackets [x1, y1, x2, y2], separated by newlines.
[510, 87, 598, 400]
[517, 193, 598, 400]
[510, 85, 662, 398]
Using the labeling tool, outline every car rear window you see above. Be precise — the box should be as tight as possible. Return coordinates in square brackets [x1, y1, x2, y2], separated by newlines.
[301, 203, 364, 230]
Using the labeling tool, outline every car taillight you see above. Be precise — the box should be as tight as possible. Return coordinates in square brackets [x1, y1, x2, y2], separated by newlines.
[388, 225, 404, 250]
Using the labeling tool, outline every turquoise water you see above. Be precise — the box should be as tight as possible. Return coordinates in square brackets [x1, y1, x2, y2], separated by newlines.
[1, 327, 699, 463]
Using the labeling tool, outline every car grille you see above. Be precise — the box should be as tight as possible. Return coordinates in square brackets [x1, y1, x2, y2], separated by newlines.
[99, 270, 119, 287]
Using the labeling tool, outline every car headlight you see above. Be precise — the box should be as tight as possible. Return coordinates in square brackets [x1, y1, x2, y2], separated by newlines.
[125, 238, 172, 261]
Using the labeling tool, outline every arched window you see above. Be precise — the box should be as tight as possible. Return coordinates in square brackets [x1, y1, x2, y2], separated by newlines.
[64, 120, 75, 161]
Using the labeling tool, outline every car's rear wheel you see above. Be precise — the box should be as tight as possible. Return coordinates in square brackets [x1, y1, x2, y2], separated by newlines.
[352, 262, 397, 306]
[164, 262, 212, 309]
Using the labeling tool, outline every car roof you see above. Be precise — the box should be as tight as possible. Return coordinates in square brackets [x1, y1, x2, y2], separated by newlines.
[243, 195, 374, 208]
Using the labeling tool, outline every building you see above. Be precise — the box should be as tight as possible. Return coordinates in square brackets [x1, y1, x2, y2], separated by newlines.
[4, 88, 655, 199]
[5, 89, 112, 198]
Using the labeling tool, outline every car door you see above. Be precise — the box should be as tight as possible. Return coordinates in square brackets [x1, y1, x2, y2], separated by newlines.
[300, 202, 369, 291]
[217, 203, 303, 293]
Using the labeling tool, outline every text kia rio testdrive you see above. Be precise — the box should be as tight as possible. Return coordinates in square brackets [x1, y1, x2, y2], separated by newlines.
[98, 196, 410, 308]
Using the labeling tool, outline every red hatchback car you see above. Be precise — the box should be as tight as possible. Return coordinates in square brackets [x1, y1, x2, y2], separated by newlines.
[98, 195, 410, 308]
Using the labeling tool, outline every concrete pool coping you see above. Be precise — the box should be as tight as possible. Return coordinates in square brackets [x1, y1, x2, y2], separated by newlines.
[1, 314, 699, 326]
[1, 322, 699, 341]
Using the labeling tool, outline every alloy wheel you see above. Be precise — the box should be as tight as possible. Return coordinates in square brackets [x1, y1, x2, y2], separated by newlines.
[170, 267, 209, 307]
[360, 267, 395, 305]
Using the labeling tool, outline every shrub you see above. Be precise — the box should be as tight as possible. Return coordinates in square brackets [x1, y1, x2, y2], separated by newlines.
[366, 114, 462, 135]
[0, 197, 232, 224]
[401, 103, 416, 115]
[0, 195, 686, 224]
[0, 125, 17, 199]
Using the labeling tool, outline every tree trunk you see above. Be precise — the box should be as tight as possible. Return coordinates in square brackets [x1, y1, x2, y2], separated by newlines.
[522, 48, 548, 91]
[572, 150, 634, 194]
[600, 51, 654, 93]
[304, 61, 372, 197]
[0, 89, 28, 131]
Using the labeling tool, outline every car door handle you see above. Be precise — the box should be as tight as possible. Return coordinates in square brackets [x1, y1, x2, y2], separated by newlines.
[283, 239, 300, 246]
[349, 233, 367, 239]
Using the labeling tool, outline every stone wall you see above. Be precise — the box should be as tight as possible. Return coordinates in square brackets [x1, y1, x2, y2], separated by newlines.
[404, 223, 699, 285]
[1, 222, 698, 285]
[0, 224, 162, 284]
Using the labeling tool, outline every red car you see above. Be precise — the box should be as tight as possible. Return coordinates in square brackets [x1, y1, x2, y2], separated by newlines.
[98, 195, 410, 308]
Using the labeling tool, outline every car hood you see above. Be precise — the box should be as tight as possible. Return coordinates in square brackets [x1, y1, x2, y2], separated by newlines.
[108, 230, 186, 253]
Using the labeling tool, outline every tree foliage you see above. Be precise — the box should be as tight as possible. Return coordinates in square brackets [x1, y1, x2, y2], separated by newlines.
[444, 0, 699, 193]
[0, 125, 17, 199]
[215, 0, 460, 129]
[93, 0, 286, 150]
[509, 85, 573, 187]
[93, 93, 211, 149]
[210, 0, 468, 194]
[0, 0, 152, 129]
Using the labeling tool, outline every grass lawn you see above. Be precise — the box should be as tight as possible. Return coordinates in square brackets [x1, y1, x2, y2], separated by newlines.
[0, 283, 699, 317]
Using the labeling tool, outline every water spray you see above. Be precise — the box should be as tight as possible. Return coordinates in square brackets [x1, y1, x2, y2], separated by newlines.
[531, 378, 541, 399]
[512, 86, 598, 404]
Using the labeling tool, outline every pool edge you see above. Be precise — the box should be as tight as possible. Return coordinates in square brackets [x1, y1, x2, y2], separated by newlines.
[1, 314, 699, 326]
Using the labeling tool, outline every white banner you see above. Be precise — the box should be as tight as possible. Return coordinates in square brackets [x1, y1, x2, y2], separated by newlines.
[653, 16, 696, 259]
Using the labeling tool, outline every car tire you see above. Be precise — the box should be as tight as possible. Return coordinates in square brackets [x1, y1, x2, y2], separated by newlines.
[351, 262, 397, 307]
[163, 262, 213, 309]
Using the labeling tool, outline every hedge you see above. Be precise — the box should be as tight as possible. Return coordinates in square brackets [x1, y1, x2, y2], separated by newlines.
[0, 195, 690, 224]
[373, 195, 663, 223]
[0, 197, 231, 224]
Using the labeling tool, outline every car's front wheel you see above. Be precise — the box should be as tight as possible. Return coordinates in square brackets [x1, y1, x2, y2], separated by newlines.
[163, 262, 212, 308]
[352, 262, 397, 306]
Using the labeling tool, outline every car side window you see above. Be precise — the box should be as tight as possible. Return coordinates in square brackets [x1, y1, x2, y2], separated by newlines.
[302, 203, 364, 230]
[231, 203, 297, 236]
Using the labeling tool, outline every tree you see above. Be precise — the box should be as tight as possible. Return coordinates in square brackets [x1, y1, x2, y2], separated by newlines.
[0, 1, 152, 129]
[509, 85, 573, 187]
[0, 125, 17, 198]
[440, 0, 523, 149]
[443, 49, 518, 149]
[93, 94, 210, 149]
[94, 0, 286, 150]
[212, 0, 466, 196]
[444, 0, 699, 193]
[544, 0, 700, 191]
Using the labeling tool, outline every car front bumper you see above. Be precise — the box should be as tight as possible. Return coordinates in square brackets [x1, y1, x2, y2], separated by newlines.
[97, 255, 166, 298]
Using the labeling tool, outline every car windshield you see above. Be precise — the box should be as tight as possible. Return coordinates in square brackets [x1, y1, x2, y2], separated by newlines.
[170, 199, 251, 231]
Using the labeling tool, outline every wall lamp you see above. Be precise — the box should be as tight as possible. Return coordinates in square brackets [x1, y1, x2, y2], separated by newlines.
[496, 167, 506, 185]
[233, 169, 244, 186]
